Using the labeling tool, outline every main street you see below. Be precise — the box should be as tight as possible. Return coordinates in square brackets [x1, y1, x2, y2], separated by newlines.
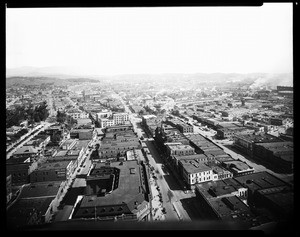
[114, 92, 195, 221]
[145, 140, 192, 221]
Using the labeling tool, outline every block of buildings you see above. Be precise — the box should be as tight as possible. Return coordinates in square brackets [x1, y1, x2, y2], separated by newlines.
[234, 171, 293, 221]
[71, 160, 151, 221]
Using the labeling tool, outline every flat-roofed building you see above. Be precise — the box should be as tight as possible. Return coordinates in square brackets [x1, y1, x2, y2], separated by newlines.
[233, 133, 284, 157]
[71, 160, 150, 221]
[179, 159, 213, 188]
[29, 160, 74, 183]
[165, 143, 195, 157]
[234, 171, 293, 221]
[253, 142, 293, 173]
[60, 139, 77, 150]
[7, 181, 63, 229]
[222, 159, 254, 177]
[113, 112, 129, 125]
[234, 171, 289, 203]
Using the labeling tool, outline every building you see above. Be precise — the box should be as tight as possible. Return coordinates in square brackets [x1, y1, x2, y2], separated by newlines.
[252, 142, 293, 173]
[71, 160, 151, 221]
[234, 171, 288, 204]
[7, 181, 64, 229]
[12, 145, 39, 159]
[233, 133, 284, 157]
[29, 160, 74, 183]
[60, 139, 77, 150]
[70, 129, 94, 140]
[99, 117, 115, 128]
[141, 114, 162, 137]
[113, 112, 129, 125]
[178, 159, 213, 189]
[165, 143, 195, 157]
[221, 159, 254, 177]
[196, 178, 248, 201]
[234, 171, 293, 221]
[6, 156, 39, 185]
[66, 109, 89, 120]
[171, 153, 208, 168]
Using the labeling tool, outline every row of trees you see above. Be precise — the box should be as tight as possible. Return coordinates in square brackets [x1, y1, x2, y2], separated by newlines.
[6, 101, 49, 128]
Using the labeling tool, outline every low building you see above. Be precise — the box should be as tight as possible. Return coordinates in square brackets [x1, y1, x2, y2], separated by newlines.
[70, 129, 94, 140]
[234, 171, 293, 222]
[222, 159, 254, 177]
[60, 139, 77, 150]
[233, 133, 284, 157]
[252, 142, 293, 173]
[6, 156, 39, 185]
[178, 159, 213, 189]
[12, 146, 39, 159]
[195, 178, 248, 201]
[165, 143, 195, 157]
[7, 181, 64, 229]
[29, 160, 74, 183]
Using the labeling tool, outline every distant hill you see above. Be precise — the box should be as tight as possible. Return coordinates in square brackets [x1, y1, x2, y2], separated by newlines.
[6, 76, 100, 87]
[6, 66, 293, 89]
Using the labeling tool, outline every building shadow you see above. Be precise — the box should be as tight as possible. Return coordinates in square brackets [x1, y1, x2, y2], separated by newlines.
[163, 174, 181, 191]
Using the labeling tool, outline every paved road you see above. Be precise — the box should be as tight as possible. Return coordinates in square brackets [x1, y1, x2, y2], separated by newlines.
[146, 140, 192, 221]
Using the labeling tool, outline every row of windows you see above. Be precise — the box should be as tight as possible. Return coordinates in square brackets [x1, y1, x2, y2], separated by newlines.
[12, 173, 27, 177]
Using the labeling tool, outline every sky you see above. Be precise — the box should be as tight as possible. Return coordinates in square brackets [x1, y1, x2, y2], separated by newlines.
[6, 3, 293, 76]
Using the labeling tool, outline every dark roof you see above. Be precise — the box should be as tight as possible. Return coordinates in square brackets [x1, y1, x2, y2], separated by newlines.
[209, 196, 255, 222]
[7, 197, 54, 229]
[35, 160, 72, 171]
[19, 182, 62, 199]
[234, 171, 287, 192]
[82, 161, 144, 206]
[196, 178, 244, 199]
[179, 159, 212, 174]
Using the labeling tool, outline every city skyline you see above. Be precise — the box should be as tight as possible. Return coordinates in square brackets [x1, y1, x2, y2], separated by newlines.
[6, 3, 293, 76]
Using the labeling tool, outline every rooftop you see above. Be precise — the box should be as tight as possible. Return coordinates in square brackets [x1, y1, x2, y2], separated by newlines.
[7, 197, 54, 229]
[223, 160, 253, 172]
[179, 159, 212, 174]
[209, 196, 254, 221]
[19, 181, 62, 199]
[235, 133, 283, 143]
[82, 160, 145, 206]
[13, 146, 39, 155]
[196, 178, 244, 199]
[234, 171, 288, 191]
[35, 160, 72, 171]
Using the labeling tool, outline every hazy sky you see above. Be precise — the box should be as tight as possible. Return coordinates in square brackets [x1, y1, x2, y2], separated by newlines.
[6, 3, 293, 75]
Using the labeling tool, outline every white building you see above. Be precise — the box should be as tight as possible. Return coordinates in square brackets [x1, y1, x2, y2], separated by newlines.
[100, 118, 115, 128]
[179, 159, 213, 188]
[113, 113, 129, 125]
